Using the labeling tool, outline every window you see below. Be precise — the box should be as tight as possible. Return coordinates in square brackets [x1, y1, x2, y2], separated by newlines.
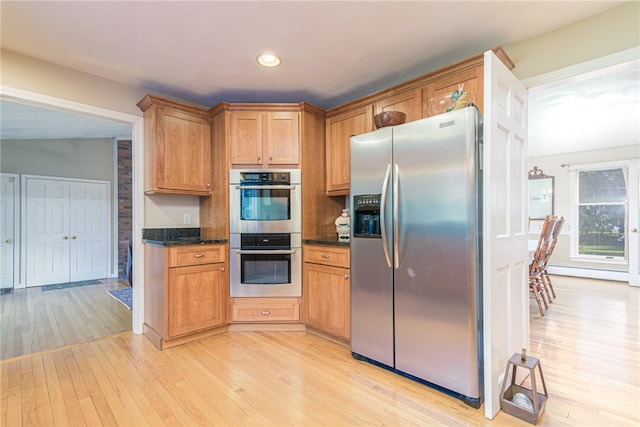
[576, 166, 627, 259]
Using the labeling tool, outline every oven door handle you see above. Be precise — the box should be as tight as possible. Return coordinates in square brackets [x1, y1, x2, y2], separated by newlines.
[234, 249, 297, 255]
[234, 185, 296, 190]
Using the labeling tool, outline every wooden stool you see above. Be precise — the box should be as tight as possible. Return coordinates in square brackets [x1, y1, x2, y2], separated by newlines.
[500, 351, 548, 424]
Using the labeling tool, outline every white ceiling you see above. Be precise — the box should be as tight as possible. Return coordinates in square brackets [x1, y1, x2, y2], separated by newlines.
[1, 1, 637, 156]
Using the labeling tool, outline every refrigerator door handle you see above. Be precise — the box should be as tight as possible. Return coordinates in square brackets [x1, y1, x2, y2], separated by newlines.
[380, 163, 392, 268]
[393, 163, 399, 269]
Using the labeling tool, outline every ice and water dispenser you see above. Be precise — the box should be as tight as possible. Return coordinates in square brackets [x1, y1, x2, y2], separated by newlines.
[353, 194, 381, 238]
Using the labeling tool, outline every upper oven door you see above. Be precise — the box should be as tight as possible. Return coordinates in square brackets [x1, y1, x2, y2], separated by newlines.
[230, 174, 301, 233]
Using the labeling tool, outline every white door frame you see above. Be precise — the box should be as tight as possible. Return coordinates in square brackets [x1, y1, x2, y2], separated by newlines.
[1, 85, 145, 334]
[0, 173, 20, 289]
[628, 160, 639, 287]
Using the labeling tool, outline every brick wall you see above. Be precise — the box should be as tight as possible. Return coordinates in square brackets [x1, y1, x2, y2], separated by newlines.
[117, 139, 132, 283]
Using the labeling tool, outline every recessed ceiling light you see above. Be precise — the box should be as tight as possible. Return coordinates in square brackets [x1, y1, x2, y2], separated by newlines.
[257, 52, 281, 68]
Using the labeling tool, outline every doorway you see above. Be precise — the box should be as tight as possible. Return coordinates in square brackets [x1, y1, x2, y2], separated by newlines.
[0, 86, 144, 340]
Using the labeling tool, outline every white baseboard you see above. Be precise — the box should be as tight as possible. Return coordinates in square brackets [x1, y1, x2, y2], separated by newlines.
[547, 266, 628, 282]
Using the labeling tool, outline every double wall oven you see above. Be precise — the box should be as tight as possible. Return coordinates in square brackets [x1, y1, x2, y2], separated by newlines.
[229, 170, 301, 297]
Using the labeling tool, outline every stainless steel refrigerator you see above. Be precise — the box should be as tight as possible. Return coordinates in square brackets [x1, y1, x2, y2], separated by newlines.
[350, 106, 483, 407]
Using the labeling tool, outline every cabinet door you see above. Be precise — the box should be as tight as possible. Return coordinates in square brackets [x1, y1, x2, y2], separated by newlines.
[168, 263, 226, 337]
[230, 111, 263, 166]
[267, 112, 300, 165]
[304, 263, 350, 339]
[374, 88, 422, 123]
[156, 107, 211, 194]
[326, 105, 373, 195]
[423, 66, 483, 117]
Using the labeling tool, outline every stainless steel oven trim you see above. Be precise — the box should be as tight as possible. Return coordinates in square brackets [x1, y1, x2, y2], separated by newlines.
[230, 233, 301, 249]
[233, 185, 297, 190]
[234, 249, 297, 255]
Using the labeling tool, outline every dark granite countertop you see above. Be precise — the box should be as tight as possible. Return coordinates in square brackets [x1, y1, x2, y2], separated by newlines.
[142, 228, 227, 246]
[303, 237, 350, 247]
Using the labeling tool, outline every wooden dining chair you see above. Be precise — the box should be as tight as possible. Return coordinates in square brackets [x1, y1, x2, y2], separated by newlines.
[539, 216, 565, 300]
[529, 215, 555, 316]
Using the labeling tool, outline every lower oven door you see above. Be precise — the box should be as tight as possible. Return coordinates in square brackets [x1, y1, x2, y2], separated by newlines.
[230, 248, 301, 297]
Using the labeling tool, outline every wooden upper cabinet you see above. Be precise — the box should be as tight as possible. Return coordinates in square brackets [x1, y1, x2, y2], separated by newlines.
[138, 95, 212, 196]
[325, 105, 373, 195]
[230, 110, 300, 168]
[230, 111, 263, 166]
[374, 87, 422, 124]
[267, 112, 300, 165]
[422, 65, 484, 117]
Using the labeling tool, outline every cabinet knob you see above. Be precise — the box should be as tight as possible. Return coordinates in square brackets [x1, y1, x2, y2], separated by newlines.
[207, 183, 211, 188]
[220, 267, 225, 272]
[632, 228, 638, 233]
[257, 156, 261, 161]
[269, 156, 272, 161]
[344, 274, 349, 279]
[193, 254, 205, 258]
[63, 236, 68, 240]
[260, 311, 270, 316]
[71, 236, 77, 240]
[5, 239, 12, 244]
[321, 254, 330, 259]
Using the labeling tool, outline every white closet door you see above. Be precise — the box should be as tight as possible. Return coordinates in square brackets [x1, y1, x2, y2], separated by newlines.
[25, 178, 70, 287]
[482, 50, 530, 419]
[69, 181, 109, 282]
[0, 174, 17, 288]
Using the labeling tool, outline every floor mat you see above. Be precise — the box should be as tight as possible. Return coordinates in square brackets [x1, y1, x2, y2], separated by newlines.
[108, 287, 132, 310]
[41, 279, 101, 291]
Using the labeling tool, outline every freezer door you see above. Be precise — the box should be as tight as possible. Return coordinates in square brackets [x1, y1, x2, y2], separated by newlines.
[350, 127, 394, 368]
[393, 107, 482, 398]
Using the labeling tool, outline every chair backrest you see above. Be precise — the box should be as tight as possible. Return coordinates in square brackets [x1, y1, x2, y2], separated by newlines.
[542, 216, 565, 267]
[530, 215, 556, 274]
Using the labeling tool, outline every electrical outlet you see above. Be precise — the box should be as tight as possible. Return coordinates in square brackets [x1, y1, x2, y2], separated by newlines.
[183, 213, 191, 225]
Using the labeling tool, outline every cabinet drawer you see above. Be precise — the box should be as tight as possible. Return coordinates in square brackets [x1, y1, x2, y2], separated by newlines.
[232, 298, 300, 322]
[168, 244, 225, 267]
[304, 245, 350, 268]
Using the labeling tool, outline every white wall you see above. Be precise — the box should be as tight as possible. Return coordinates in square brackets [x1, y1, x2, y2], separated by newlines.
[1, 138, 115, 180]
[503, 2, 639, 80]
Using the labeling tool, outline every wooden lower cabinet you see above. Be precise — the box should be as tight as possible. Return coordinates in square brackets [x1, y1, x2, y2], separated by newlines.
[144, 243, 228, 349]
[303, 244, 350, 340]
[168, 263, 226, 337]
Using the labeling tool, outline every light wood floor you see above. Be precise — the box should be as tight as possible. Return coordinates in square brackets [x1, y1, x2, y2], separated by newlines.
[0, 279, 132, 361]
[1, 276, 638, 426]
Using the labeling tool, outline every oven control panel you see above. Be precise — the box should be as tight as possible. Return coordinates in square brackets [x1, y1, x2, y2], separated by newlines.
[240, 172, 290, 184]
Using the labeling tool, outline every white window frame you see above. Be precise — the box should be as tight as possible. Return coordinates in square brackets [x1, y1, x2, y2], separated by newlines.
[570, 160, 630, 264]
